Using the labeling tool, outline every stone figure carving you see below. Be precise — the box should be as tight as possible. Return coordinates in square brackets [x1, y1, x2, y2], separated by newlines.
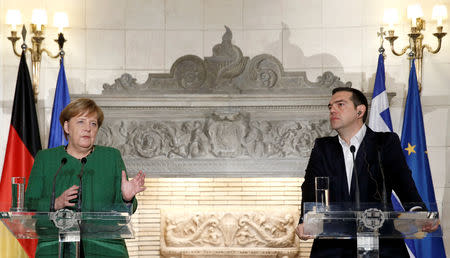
[188, 121, 210, 158]
[244, 121, 266, 158]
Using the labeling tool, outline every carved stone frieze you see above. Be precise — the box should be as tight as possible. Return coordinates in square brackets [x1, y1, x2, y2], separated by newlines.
[95, 112, 332, 160]
[102, 26, 350, 95]
[161, 208, 300, 258]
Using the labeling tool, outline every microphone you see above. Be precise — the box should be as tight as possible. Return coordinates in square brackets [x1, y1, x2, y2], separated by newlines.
[50, 158, 67, 212]
[377, 147, 388, 211]
[76, 158, 87, 212]
[350, 145, 360, 210]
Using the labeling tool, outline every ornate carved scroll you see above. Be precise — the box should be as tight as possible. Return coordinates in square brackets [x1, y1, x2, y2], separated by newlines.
[161, 208, 300, 258]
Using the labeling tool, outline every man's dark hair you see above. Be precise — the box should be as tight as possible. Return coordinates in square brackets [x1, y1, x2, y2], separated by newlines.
[332, 87, 368, 122]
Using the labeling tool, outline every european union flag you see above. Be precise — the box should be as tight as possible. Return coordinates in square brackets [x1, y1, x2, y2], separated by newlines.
[48, 57, 70, 148]
[400, 60, 446, 258]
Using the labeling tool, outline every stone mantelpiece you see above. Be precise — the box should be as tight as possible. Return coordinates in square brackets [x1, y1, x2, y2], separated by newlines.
[75, 26, 350, 178]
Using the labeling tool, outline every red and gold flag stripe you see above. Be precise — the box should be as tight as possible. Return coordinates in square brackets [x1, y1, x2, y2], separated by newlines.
[0, 52, 42, 258]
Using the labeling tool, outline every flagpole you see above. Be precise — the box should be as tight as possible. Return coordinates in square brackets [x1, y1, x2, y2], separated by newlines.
[408, 52, 422, 92]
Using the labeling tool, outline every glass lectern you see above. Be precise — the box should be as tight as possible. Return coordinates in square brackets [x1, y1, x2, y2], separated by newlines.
[303, 202, 441, 258]
[0, 207, 133, 258]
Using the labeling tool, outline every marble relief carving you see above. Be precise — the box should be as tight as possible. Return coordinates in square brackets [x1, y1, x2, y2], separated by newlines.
[95, 112, 332, 160]
[161, 209, 300, 258]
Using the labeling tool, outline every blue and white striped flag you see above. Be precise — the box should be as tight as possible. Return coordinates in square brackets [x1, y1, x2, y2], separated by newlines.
[368, 53, 417, 256]
[368, 54, 393, 132]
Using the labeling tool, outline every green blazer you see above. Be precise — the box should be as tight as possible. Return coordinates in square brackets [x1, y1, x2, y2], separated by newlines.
[25, 145, 137, 258]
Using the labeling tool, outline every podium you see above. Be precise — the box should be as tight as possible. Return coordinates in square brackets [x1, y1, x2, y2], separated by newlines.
[0, 208, 133, 258]
[303, 202, 441, 258]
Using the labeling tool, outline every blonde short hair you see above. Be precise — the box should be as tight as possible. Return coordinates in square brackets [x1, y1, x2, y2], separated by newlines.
[59, 98, 104, 139]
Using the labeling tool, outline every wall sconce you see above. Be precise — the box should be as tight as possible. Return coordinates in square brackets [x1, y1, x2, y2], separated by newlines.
[382, 4, 447, 91]
[6, 9, 68, 102]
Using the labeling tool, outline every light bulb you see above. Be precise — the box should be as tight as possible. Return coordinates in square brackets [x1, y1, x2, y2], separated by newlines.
[6, 10, 22, 31]
[32, 9, 48, 31]
[53, 12, 69, 33]
[407, 4, 423, 27]
[432, 5, 448, 27]
[383, 8, 399, 30]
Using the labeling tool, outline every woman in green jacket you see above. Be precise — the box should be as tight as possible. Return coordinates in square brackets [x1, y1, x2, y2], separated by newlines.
[25, 98, 146, 257]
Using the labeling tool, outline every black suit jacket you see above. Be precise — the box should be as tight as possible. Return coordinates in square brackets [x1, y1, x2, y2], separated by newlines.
[300, 127, 424, 258]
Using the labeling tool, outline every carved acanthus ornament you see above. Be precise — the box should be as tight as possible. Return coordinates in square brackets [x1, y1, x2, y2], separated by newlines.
[161, 209, 300, 257]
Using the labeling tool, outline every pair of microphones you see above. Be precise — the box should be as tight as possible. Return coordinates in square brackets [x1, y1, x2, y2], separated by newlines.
[350, 145, 387, 211]
[50, 157, 87, 212]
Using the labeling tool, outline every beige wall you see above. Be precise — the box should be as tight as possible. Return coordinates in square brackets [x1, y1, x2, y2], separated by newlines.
[0, 0, 449, 254]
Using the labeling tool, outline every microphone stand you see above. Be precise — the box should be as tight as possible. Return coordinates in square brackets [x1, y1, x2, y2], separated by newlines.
[377, 147, 388, 211]
[50, 158, 67, 212]
[350, 145, 360, 211]
[76, 157, 87, 258]
[76, 157, 87, 212]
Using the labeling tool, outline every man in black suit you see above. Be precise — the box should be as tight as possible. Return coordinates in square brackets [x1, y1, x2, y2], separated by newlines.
[295, 87, 437, 257]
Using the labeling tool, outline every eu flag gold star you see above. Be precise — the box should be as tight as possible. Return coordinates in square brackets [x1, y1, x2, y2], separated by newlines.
[404, 143, 416, 155]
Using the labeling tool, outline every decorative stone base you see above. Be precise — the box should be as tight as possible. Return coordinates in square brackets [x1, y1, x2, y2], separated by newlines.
[160, 208, 300, 258]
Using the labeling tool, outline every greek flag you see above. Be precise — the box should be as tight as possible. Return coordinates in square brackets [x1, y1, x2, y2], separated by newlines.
[368, 54, 392, 132]
[368, 54, 417, 256]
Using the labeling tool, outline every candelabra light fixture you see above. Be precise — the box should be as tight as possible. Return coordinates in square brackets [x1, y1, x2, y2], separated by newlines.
[382, 4, 447, 91]
[6, 9, 69, 102]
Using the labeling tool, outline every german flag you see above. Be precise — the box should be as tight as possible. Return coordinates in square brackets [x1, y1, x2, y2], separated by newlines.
[0, 52, 42, 257]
